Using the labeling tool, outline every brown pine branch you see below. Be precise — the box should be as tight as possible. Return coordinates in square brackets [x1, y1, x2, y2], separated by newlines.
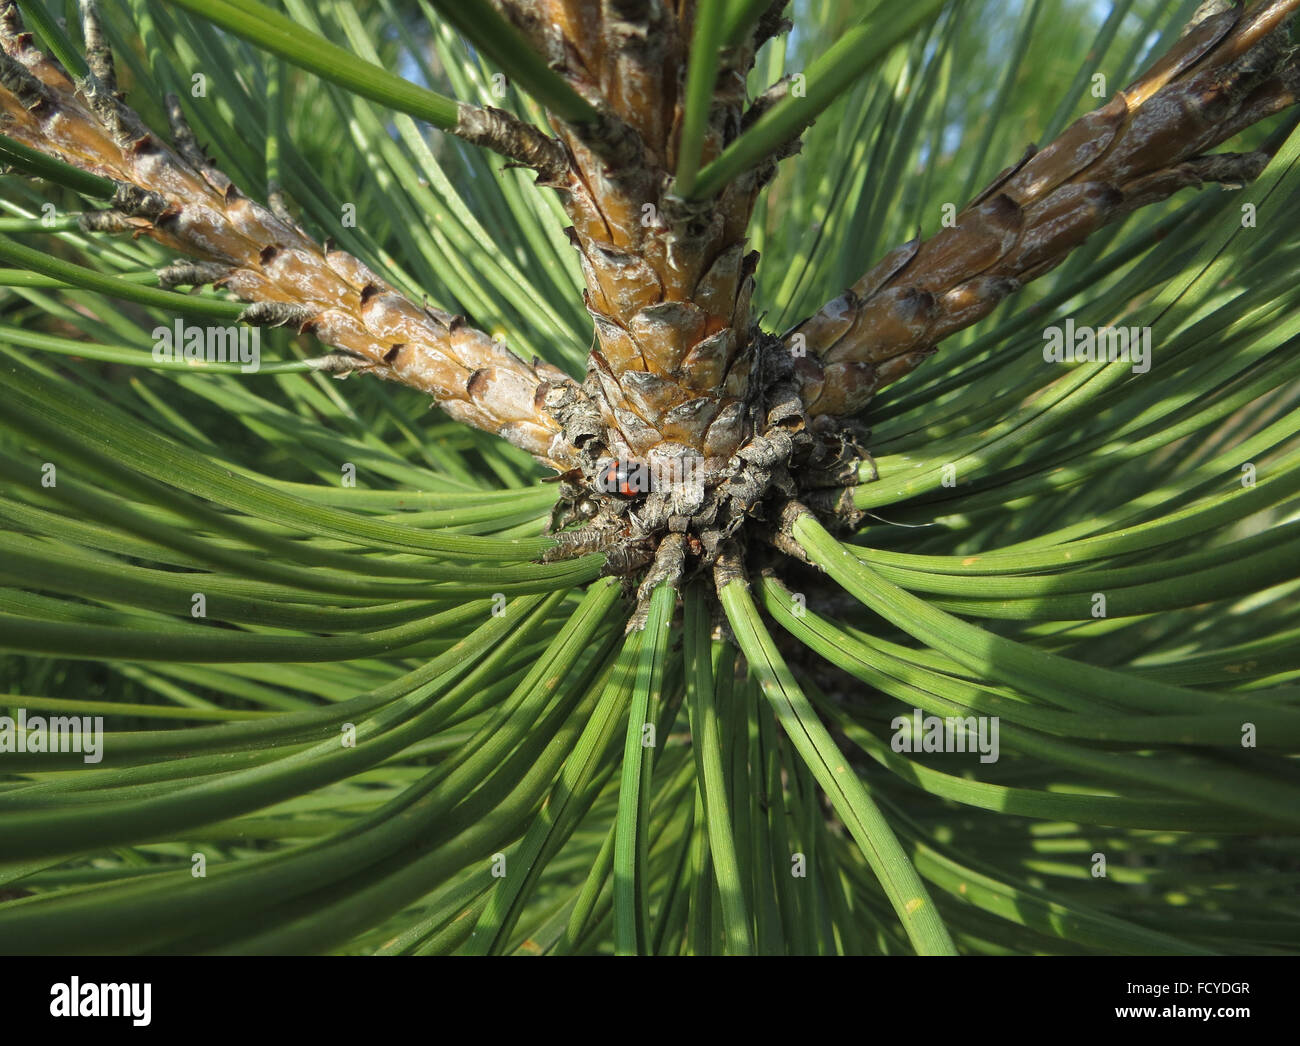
[0, 1, 579, 470]
[788, 0, 1300, 423]
[491, 1, 791, 485]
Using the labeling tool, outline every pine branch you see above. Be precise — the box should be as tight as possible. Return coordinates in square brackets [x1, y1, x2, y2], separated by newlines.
[788, 0, 1300, 423]
[488, 2, 783, 474]
[0, 1, 579, 470]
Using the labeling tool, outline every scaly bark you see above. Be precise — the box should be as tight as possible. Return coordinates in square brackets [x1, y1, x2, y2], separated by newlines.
[0, 1, 578, 470]
[496, 0, 790, 475]
[789, 0, 1300, 424]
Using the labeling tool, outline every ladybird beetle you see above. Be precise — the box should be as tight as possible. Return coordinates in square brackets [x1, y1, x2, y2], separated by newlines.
[602, 460, 637, 497]
[598, 459, 654, 497]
